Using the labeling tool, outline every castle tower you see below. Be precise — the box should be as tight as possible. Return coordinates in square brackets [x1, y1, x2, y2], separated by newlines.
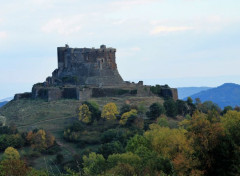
[52, 45, 124, 86]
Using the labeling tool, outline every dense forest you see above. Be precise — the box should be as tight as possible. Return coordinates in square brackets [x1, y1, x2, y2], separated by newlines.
[0, 97, 240, 176]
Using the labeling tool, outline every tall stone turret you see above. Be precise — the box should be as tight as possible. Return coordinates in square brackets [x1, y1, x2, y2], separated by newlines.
[50, 44, 124, 86]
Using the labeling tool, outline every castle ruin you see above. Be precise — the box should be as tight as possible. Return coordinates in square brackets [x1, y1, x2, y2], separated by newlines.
[14, 45, 178, 101]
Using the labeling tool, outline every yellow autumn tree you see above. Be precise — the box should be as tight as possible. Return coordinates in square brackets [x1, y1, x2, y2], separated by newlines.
[120, 109, 137, 125]
[101, 103, 119, 120]
[27, 129, 55, 151]
[144, 124, 201, 176]
[79, 104, 92, 124]
[2, 147, 20, 160]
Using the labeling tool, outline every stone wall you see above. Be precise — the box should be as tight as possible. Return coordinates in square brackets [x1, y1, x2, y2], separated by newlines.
[14, 92, 32, 100]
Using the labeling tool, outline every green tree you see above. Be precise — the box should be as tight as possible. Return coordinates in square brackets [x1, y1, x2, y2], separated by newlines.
[120, 104, 131, 115]
[97, 141, 124, 159]
[146, 102, 165, 120]
[101, 103, 119, 120]
[107, 152, 141, 170]
[176, 100, 188, 116]
[222, 106, 233, 115]
[82, 152, 106, 175]
[157, 116, 169, 127]
[164, 99, 177, 118]
[79, 104, 92, 124]
[199, 101, 221, 114]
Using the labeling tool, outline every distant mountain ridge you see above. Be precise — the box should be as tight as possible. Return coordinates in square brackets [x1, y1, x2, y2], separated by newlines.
[0, 101, 8, 108]
[186, 83, 240, 109]
[0, 97, 13, 108]
[177, 87, 211, 99]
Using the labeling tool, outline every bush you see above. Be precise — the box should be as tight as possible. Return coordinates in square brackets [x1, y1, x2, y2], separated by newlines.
[56, 154, 64, 164]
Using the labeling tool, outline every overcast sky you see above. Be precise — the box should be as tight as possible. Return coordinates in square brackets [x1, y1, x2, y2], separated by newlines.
[0, 0, 240, 99]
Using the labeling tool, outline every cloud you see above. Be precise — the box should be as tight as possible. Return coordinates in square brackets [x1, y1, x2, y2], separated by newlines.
[110, 0, 159, 10]
[150, 26, 194, 35]
[0, 31, 7, 39]
[41, 15, 83, 35]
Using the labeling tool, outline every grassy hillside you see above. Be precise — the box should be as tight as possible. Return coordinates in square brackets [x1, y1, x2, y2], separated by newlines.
[0, 96, 164, 171]
[0, 96, 163, 130]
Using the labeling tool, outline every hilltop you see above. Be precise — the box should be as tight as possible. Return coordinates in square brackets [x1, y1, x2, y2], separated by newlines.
[187, 83, 240, 108]
[177, 87, 211, 99]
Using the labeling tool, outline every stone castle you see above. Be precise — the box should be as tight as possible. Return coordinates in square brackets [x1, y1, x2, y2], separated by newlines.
[14, 45, 178, 101]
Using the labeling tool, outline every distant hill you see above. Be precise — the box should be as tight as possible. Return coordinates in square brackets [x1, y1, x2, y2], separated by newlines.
[187, 83, 240, 109]
[0, 101, 8, 108]
[177, 87, 211, 99]
[0, 97, 13, 108]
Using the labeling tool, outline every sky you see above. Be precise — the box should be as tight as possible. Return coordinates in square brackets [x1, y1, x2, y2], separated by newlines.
[0, 0, 240, 99]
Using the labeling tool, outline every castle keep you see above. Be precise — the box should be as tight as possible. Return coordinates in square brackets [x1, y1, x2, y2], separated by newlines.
[14, 45, 178, 101]
[49, 44, 124, 86]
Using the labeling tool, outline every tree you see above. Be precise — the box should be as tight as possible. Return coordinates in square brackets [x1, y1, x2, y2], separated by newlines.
[82, 152, 106, 175]
[187, 97, 193, 104]
[144, 124, 200, 175]
[79, 104, 92, 124]
[83, 101, 101, 121]
[27, 130, 55, 151]
[126, 135, 151, 154]
[176, 100, 188, 116]
[199, 101, 221, 114]
[107, 163, 135, 176]
[157, 116, 169, 127]
[107, 152, 141, 170]
[120, 104, 131, 115]
[120, 109, 137, 125]
[97, 141, 124, 159]
[222, 106, 233, 115]
[0, 159, 30, 176]
[101, 103, 119, 120]
[146, 103, 165, 120]
[183, 111, 225, 175]
[164, 99, 177, 118]
[2, 147, 20, 160]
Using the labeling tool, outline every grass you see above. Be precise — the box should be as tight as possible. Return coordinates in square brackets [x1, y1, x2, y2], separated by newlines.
[0, 96, 164, 170]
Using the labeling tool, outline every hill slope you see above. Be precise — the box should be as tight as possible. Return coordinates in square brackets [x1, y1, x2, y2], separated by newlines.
[0, 96, 163, 132]
[177, 87, 211, 99]
[188, 83, 240, 108]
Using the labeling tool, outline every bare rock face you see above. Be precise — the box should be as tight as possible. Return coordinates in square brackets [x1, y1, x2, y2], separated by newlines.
[49, 44, 124, 86]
